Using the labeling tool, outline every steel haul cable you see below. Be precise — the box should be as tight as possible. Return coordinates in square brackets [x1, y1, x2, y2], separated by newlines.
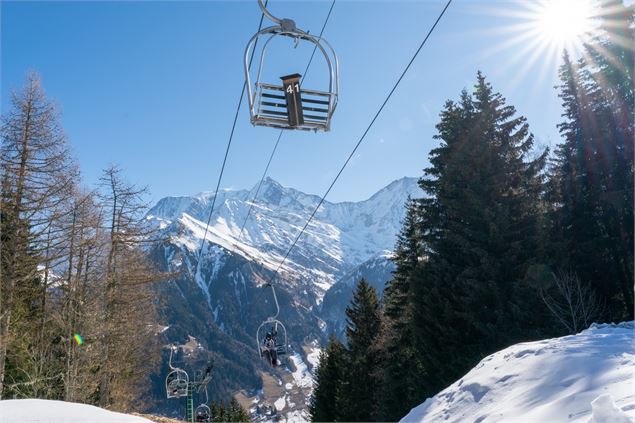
[266, 0, 453, 284]
[196, 1, 269, 270]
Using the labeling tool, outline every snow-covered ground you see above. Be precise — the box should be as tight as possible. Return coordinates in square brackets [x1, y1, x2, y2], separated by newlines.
[289, 353, 314, 389]
[249, 347, 320, 423]
[0, 399, 153, 423]
[401, 322, 635, 423]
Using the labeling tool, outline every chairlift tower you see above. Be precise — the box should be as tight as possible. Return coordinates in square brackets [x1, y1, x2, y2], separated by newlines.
[165, 347, 214, 423]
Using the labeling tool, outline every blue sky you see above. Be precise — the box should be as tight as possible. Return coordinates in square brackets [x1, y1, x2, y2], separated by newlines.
[2, 0, 574, 203]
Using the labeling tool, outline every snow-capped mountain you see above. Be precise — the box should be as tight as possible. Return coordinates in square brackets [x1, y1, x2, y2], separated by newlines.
[147, 176, 422, 417]
[148, 176, 421, 301]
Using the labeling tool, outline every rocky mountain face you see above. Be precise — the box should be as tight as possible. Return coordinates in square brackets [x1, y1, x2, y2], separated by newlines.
[146, 176, 421, 418]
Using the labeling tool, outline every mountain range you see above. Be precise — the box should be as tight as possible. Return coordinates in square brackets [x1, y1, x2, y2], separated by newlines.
[146, 176, 422, 419]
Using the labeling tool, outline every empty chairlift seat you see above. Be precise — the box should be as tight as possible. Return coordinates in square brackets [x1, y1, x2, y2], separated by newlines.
[245, 0, 339, 132]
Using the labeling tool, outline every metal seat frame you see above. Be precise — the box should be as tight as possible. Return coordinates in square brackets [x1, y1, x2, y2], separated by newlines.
[195, 404, 211, 422]
[244, 0, 339, 132]
[256, 283, 288, 360]
[194, 385, 212, 422]
[166, 347, 189, 399]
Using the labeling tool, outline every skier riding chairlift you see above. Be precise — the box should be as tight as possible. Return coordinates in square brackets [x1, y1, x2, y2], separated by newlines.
[263, 329, 278, 367]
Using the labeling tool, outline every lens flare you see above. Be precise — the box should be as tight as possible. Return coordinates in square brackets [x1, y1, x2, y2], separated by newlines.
[73, 333, 84, 346]
[537, 0, 595, 48]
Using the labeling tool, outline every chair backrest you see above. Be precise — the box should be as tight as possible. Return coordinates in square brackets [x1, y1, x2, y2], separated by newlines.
[166, 368, 189, 398]
[245, 25, 339, 132]
[257, 318, 288, 358]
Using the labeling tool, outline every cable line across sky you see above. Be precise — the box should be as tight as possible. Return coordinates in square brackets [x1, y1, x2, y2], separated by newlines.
[237, 0, 338, 242]
[265, 0, 453, 286]
[195, 1, 270, 273]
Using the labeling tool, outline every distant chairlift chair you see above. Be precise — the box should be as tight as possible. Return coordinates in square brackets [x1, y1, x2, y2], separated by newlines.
[256, 284, 288, 366]
[195, 385, 212, 422]
[244, 0, 339, 132]
[166, 347, 189, 399]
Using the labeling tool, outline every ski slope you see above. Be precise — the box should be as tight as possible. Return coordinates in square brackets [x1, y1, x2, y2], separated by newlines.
[0, 399, 153, 422]
[401, 322, 635, 423]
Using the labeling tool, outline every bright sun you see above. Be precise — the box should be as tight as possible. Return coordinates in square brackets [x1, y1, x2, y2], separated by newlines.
[475, 0, 601, 95]
[537, 0, 595, 47]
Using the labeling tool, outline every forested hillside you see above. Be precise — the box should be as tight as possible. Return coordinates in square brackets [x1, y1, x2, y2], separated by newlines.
[310, 2, 634, 420]
[0, 73, 166, 410]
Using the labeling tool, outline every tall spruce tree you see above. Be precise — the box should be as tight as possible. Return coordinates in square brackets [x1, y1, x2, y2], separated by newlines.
[310, 336, 346, 422]
[338, 278, 381, 421]
[377, 198, 426, 421]
[550, 1, 634, 320]
[411, 72, 548, 394]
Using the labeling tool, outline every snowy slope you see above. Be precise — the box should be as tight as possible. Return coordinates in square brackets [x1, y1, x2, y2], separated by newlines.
[401, 322, 635, 423]
[0, 399, 153, 423]
[148, 177, 421, 299]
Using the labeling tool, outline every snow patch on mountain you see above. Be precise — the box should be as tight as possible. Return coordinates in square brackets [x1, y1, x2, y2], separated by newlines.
[289, 353, 313, 389]
[401, 322, 635, 423]
[148, 177, 422, 302]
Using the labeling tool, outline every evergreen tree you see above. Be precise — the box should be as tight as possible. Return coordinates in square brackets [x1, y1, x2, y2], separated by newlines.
[384, 198, 420, 322]
[228, 398, 249, 422]
[377, 198, 426, 421]
[310, 335, 345, 422]
[411, 72, 549, 394]
[211, 399, 249, 422]
[338, 278, 381, 421]
[550, 1, 633, 321]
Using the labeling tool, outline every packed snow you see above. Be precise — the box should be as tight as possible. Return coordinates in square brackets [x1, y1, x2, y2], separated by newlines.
[401, 322, 635, 423]
[285, 409, 311, 423]
[306, 347, 322, 370]
[0, 399, 153, 423]
[274, 396, 287, 411]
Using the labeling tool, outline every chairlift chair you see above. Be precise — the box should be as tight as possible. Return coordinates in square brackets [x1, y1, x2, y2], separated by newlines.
[245, 0, 339, 132]
[195, 386, 212, 422]
[257, 318, 288, 358]
[195, 404, 211, 422]
[256, 284, 288, 363]
[165, 347, 189, 399]
[195, 360, 214, 387]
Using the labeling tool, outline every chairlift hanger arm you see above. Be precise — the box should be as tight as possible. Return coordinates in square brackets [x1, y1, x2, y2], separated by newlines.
[168, 346, 176, 370]
[269, 283, 280, 320]
[258, 0, 297, 32]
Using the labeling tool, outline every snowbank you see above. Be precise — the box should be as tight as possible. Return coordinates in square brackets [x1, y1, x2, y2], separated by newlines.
[401, 322, 635, 423]
[0, 399, 153, 423]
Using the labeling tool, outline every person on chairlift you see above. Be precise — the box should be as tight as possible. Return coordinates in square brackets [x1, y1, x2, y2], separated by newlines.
[196, 408, 210, 422]
[263, 330, 278, 367]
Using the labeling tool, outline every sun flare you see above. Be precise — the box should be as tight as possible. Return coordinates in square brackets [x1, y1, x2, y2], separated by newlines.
[537, 0, 595, 47]
[477, 0, 602, 92]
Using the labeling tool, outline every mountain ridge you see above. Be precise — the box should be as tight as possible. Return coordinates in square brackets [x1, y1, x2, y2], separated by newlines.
[148, 176, 422, 300]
